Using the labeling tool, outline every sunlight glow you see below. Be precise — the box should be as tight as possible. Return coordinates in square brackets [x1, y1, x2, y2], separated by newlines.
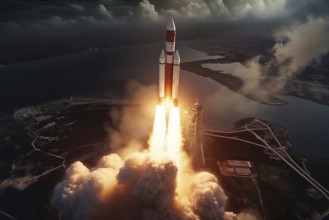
[149, 104, 167, 156]
[149, 103, 182, 166]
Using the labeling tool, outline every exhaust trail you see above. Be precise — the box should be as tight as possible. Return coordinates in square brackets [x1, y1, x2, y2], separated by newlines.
[51, 19, 240, 220]
[166, 106, 182, 165]
[149, 104, 167, 157]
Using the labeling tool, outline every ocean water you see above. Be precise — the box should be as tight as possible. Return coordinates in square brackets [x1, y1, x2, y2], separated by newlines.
[180, 44, 329, 157]
[0, 41, 328, 156]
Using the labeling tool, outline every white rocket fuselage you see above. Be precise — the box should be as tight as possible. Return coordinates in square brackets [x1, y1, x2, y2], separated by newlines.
[159, 18, 180, 107]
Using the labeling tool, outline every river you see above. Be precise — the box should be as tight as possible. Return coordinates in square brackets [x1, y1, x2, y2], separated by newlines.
[0, 41, 328, 156]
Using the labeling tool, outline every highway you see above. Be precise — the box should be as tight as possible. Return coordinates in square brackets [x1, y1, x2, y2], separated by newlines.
[30, 137, 110, 179]
[68, 97, 141, 106]
[0, 210, 16, 220]
[203, 132, 267, 149]
[252, 119, 329, 196]
[31, 136, 66, 168]
[203, 119, 329, 219]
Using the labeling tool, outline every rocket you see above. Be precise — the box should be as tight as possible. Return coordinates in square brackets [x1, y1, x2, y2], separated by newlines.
[158, 18, 180, 107]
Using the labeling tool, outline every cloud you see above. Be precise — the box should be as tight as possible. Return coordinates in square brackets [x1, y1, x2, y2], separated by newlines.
[203, 0, 230, 18]
[68, 3, 85, 12]
[233, 56, 264, 95]
[1, 0, 326, 32]
[237, 209, 263, 220]
[190, 172, 227, 218]
[286, 0, 329, 21]
[226, 16, 329, 99]
[223, 0, 287, 19]
[52, 152, 237, 220]
[204, 86, 260, 129]
[43, 15, 77, 28]
[0, 2, 117, 32]
[96, 4, 113, 19]
[274, 16, 329, 76]
[51, 79, 238, 220]
[0, 21, 20, 30]
[165, 1, 211, 20]
[133, 0, 159, 20]
[105, 80, 156, 158]
[51, 154, 123, 220]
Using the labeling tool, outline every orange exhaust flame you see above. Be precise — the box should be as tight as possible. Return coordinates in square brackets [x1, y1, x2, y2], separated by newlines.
[149, 103, 182, 166]
[166, 106, 182, 165]
[149, 104, 167, 157]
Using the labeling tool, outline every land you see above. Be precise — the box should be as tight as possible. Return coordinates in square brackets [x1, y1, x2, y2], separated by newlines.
[0, 98, 328, 219]
[181, 37, 329, 106]
[0, 97, 140, 219]
[181, 59, 287, 105]
[201, 117, 329, 219]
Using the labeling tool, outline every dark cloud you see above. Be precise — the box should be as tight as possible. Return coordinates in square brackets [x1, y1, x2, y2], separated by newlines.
[287, 0, 329, 21]
[1, 0, 328, 30]
[0, 0, 328, 66]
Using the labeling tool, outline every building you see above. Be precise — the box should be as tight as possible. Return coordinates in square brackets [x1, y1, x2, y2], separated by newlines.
[226, 160, 252, 168]
[218, 160, 254, 177]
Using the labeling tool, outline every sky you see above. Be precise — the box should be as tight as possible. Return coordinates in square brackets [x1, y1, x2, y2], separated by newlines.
[1, 0, 328, 25]
[1, 0, 328, 47]
[0, 1, 328, 219]
[0, 0, 328, 110]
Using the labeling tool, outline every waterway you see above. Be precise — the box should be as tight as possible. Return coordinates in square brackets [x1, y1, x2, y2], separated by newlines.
[0, 41, 328, 156]
[180, 45, 329, 157]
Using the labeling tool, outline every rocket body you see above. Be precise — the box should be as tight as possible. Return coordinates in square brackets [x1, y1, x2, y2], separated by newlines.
[159, 18, 180, 107]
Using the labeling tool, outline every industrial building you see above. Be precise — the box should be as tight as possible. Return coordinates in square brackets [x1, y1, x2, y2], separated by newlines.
[218, 160, 254, 177]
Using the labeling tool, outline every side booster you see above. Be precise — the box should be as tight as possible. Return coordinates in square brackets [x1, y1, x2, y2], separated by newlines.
[159, 18, 180, 107]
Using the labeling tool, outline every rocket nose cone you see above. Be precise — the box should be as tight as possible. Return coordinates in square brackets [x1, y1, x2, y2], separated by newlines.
[166, 18, 176, 31]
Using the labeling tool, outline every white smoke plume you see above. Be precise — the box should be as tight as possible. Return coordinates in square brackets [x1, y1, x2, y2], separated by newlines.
[235, 16, 329, 96]
[51, 154, 123, 220]
[51, 152, 237, 220]
[190, 172, 226, 218]
[105, 80, 156, 158]
[237, 209, 263, 220]
[51, 80, 240, 220]
[273, 16, 329, 89]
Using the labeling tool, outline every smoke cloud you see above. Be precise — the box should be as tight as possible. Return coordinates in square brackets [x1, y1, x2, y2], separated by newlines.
[1, 0, 325, 31]
[273, 16, 329, 79]
[105, 80, 156, 158]
[190, 172, 227, 219]
[234, 16, 329, 97]
[51, 154, 123, 220]
[51, 80, 242, 220]
[237, 209, 263, 220]
[51, 152, 238, 220]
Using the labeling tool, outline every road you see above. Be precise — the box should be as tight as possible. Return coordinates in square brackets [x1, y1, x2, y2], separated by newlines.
[203, 119, 329, 219]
